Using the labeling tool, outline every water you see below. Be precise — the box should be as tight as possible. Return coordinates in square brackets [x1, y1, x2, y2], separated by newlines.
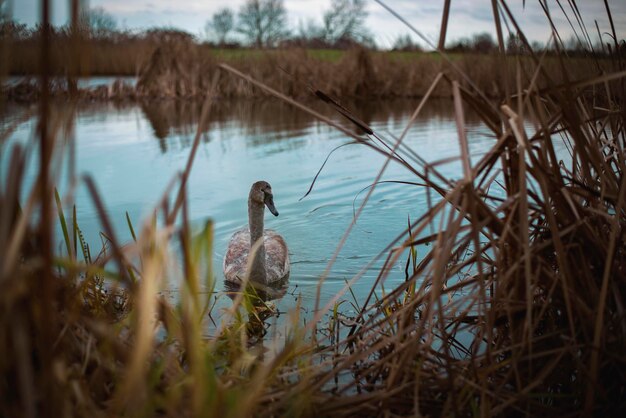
[4, 76, 137, 88]
[0, 96, 497, 333]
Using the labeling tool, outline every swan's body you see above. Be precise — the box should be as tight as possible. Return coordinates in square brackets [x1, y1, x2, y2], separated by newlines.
[223, 181, 290, 284]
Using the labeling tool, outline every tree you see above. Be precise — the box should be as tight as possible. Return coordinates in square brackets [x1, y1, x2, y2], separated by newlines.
[564, 35, 586, 53]
[471, 32, 496, 53]
[446, 37, 471, 52]
[297, 18, 323, 41]
[392, 34, 422, 52]
[506, 33, 525, 55]
[80, 7, 117, 38]
[0, 20, 29, 40]
[0, 0, 8, 24]
[237, 0, 289, 48]
[322, 0, 370, 44]
[530, 40, 544, 52]
[206, 8, 234, 44]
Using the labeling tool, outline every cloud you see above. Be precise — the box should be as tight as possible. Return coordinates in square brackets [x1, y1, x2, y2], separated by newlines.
[93, 0, 220, 14]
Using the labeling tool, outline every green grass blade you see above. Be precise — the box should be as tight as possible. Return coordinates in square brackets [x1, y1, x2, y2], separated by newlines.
[126, 211, 137, 242]
[54, 188, 72, 258]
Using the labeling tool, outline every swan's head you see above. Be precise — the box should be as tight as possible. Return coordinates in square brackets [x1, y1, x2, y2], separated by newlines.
[250, 180, 279, 216]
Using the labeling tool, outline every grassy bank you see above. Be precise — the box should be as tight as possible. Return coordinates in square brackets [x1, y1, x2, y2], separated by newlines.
[1, 2, 626, 417]
[3, 35, 612, 101]
[4, 36, 433, 76]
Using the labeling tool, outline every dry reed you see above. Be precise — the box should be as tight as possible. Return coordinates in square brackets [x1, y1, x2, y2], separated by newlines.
[4, 32, 615, 102]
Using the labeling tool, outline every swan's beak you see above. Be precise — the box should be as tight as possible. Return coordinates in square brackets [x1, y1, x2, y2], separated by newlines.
[264, 193, 279, 216]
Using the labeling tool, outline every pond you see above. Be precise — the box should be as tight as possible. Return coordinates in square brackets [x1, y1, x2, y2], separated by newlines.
[0, 96, 497, 337]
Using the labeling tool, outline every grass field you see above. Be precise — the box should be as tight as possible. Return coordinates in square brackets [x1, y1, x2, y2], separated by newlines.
[4, 38, 440, 75]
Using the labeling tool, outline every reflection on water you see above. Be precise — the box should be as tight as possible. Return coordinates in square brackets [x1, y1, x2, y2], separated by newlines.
[223, 280, 290, 346]
[223, 279, 289, 302]
[4, 76, 137, 89]
[1, 96, 495, 343]
[138, 97, 484, 147]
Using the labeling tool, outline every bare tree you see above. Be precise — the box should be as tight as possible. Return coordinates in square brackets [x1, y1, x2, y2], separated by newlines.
[0, 0, 9, 24]
[506, 33, 527, 55]
[0, 0, 24, 39]
[80, 7, 117, 38]
[471, 32, 496, 53]
[322, 0, 370, 44]
[530, 40, 545, 52]
[206, 8, 234, 45]
[297, 18, 323, 41]
[237, 0, 289, 48]
[392, 34, 422, 52]
[564, 35, 586, 53]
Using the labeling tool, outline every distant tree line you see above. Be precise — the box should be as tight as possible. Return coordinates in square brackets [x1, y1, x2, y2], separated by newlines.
[0, 6, 120, 41]
[444, 31, 621, 56]
[205, 0, 374, 49]
[1, 0, 623, 56]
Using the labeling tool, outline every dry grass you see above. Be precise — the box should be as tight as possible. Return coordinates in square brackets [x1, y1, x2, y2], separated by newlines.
[1, 0, 626, 417]
[4, 32, 614, 102]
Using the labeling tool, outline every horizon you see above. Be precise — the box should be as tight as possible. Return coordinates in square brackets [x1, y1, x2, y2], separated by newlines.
[10, 0, 626, 49]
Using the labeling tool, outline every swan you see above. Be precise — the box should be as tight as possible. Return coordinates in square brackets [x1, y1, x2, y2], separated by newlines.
[223, 181, 290, 285]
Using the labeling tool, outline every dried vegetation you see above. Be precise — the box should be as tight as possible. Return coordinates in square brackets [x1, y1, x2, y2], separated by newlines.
[4, 34, 616, 102]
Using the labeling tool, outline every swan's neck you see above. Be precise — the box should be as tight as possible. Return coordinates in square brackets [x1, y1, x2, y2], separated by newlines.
[248, 201, 267, 284]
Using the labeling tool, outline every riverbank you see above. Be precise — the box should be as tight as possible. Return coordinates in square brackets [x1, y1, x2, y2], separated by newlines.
[2, 42, 611, 102]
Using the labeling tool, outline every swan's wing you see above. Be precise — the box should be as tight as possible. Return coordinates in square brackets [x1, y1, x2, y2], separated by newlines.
[223, 228, 250, 282]
[264, 230, 290, 282]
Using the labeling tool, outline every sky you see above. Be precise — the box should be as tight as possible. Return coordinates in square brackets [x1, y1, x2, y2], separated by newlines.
[10, 0, 626, 49]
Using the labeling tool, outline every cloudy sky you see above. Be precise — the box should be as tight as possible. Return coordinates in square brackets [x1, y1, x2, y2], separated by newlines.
[11, 0, 626, 49]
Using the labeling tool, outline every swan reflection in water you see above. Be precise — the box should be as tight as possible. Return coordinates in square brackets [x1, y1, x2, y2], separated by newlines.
[223, 278, 289, 344]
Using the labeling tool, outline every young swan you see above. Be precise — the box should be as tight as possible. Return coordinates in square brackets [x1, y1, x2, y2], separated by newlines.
[223, 181, 290, 285]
